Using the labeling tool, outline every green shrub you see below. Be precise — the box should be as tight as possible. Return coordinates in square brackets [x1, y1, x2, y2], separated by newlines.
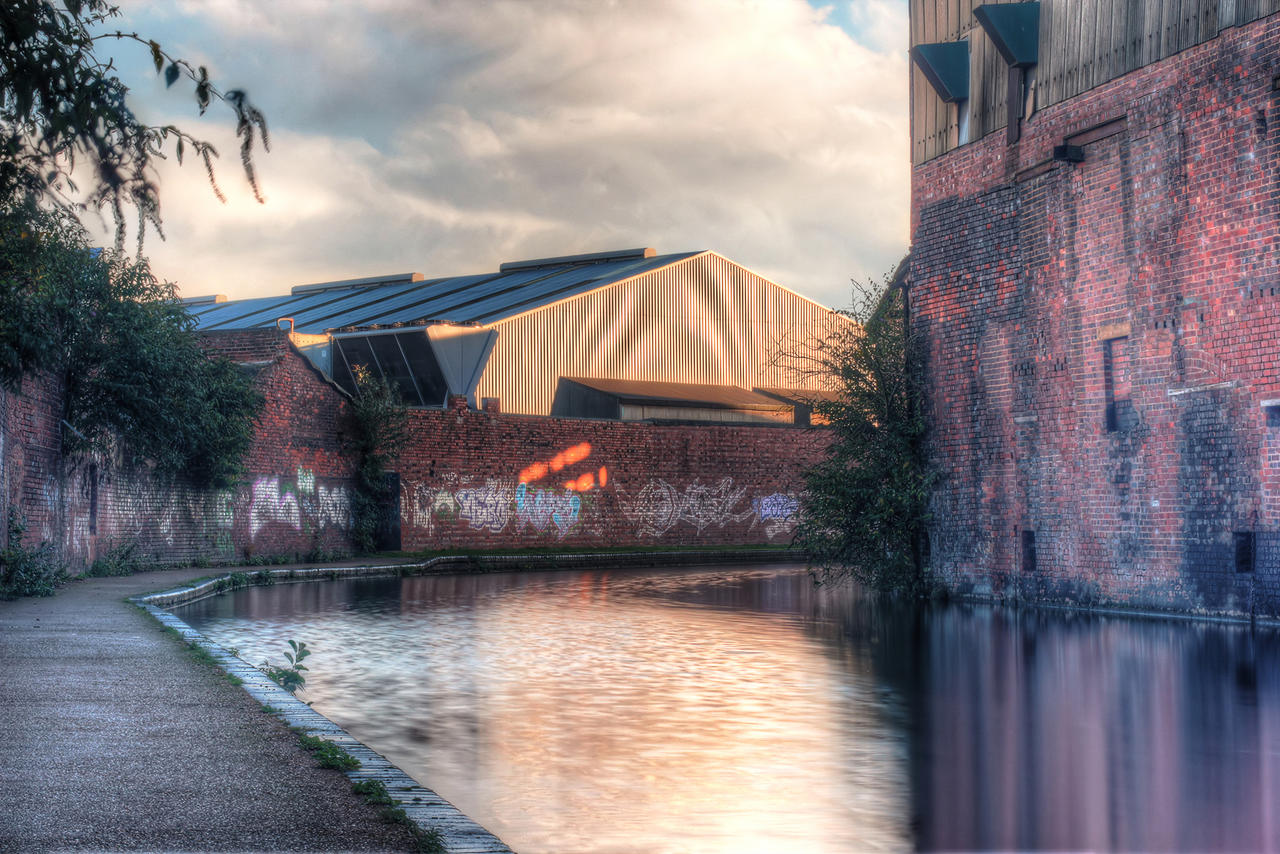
[0, 509, 66, 599]
[796, 270, 935, 594]
[343, 366, 408, 553]
[84, 540, 145, 577]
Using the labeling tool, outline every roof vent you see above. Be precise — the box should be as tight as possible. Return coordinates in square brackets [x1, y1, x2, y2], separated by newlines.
[179, 294, 227, 305]
[292, 272, 424, 296]
[499, 247, 656, 273]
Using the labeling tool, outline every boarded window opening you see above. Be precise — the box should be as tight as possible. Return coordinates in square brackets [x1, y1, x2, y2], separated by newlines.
[1104, 337, 1135, 431]
[1021, 530, 1037, 573]
[88, 463, 98, 536]
[1235, 532, 1256, 574]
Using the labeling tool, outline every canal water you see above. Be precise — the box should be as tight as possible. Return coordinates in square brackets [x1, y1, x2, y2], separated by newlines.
[174, 563, 1280, 853]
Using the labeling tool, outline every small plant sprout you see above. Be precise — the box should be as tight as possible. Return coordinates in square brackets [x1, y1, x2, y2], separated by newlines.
[261, 639, 310, 693]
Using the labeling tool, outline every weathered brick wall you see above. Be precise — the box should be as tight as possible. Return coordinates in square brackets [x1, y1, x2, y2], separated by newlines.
[911, 13, 1280, 617]
[0, 331, 357, 569]
[397, 396, 822, 549]
[1, 328, 824, 570]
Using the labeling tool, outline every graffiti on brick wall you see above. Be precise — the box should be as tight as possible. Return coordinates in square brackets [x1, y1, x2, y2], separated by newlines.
[409, 475, 587, 539]
[751, 492, 800, 539]
[94, 478, 235, 556]
[515, 482, 581, 536]
[408, 442, 609, 540]
[454, 478, 517, 532]
[248, 467, 349, 539]
[250, 478, 300, 538]
[622, 477, 754, 537]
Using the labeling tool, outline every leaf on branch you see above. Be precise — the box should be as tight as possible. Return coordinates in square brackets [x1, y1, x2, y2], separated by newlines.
[164, 63, 179, 88]
[149, 40, 163, 72]
[175, 138, 183, 164]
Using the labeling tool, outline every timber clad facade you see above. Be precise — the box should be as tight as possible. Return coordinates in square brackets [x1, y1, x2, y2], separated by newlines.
[911, 2, 1280, 616]
[913, 0, 1280, 164]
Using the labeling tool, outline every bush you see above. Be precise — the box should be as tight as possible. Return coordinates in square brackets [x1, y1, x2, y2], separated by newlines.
[0, 206, 262, 489]
[795, 268, 934, 594]
[83, 540, 146, 577]
[0, 509, 66, 599]
[343, 366, 408, 553]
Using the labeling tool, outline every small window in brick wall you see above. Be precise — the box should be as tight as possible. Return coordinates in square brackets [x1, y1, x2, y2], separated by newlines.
[1021, 530, 1037, 573]
[1104, 337, 1136, 431]
[1264, 401, 1280, 428]
[1235, 532, 1256, 574]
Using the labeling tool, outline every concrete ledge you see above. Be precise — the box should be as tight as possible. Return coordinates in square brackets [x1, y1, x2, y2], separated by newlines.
[136, 548, 808, 609]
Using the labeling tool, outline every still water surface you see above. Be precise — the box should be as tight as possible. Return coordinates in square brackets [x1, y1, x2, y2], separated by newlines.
[175, 564, 1280, 853]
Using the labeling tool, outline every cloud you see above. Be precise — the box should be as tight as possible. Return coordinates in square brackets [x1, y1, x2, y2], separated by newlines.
[101, 0, 909, 310]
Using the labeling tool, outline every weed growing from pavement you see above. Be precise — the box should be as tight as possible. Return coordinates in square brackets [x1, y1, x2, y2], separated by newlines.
[294, 731, 360, 771]
[352, 780, 446, 854]
[83, 539, 148, 577]
[260, 639, 309, 693]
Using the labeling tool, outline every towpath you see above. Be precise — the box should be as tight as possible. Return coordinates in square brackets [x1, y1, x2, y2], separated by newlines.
[0, 564, 426, 853]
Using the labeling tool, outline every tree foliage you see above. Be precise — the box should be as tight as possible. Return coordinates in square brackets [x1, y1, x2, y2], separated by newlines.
[343, 366, 410, 553]
[0, 0, 268, 246]
[0, 205, 261, 489]
[795, 269, 934, 594]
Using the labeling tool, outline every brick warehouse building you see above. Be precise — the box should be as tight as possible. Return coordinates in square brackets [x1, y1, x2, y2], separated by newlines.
[909, 1, 1280, 617]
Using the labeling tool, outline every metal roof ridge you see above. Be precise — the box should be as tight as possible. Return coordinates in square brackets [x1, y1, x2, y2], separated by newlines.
[498, 247, 656, 272]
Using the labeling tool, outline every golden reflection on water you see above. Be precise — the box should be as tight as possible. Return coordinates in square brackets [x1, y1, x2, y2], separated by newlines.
[182, 566, 911, 853]
[179, 566, 1280, 852]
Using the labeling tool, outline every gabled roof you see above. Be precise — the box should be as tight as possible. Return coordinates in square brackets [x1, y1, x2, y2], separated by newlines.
[188, 248, 703, 334]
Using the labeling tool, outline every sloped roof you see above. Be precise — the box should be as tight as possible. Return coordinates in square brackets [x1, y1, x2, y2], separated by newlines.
[561, 377, 791, 411]
[754, 386, 844, 407]
[188, 249, 703, 334]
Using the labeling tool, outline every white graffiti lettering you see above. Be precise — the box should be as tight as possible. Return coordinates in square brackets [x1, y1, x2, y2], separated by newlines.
[454, 479, 515, 532]
[317, 485, 350, 530]
[250, 478, 301, 538]
[622, 478, 753, 537]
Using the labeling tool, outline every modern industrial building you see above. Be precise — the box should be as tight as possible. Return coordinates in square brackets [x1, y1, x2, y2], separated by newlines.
[188, 248, 845, 421]
[909, 1, 1280, 616]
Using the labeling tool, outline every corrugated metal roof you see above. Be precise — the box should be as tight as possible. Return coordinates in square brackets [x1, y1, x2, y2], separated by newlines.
[561, 377, 791, 411]
[190, 250, 703, 333]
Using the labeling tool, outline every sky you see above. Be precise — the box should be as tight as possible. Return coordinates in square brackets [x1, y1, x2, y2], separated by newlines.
[96, 0, 910, 312]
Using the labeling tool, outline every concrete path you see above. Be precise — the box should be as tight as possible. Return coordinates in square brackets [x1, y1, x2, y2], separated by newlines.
[0, 566, 425, 853]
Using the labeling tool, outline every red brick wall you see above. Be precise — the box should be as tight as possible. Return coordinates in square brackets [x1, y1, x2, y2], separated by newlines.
[0, 331, 357, 568]
[397, 396, 822, 549]
[1, 329, 824, 570]
[910, 14, 1280, 617]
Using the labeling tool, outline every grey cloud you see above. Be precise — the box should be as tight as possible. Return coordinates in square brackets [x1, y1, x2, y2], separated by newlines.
[114, 0, 908, 310]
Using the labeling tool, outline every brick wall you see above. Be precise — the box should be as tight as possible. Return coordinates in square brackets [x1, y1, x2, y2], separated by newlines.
[911, 13, 1280, 617]
[0, 329, 824, 570]
[397, 396, 822, 550]
[0, 331, 357, 568]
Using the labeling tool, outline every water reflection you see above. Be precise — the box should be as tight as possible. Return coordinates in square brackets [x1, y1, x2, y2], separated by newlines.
[175, 565, 1280, 853]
